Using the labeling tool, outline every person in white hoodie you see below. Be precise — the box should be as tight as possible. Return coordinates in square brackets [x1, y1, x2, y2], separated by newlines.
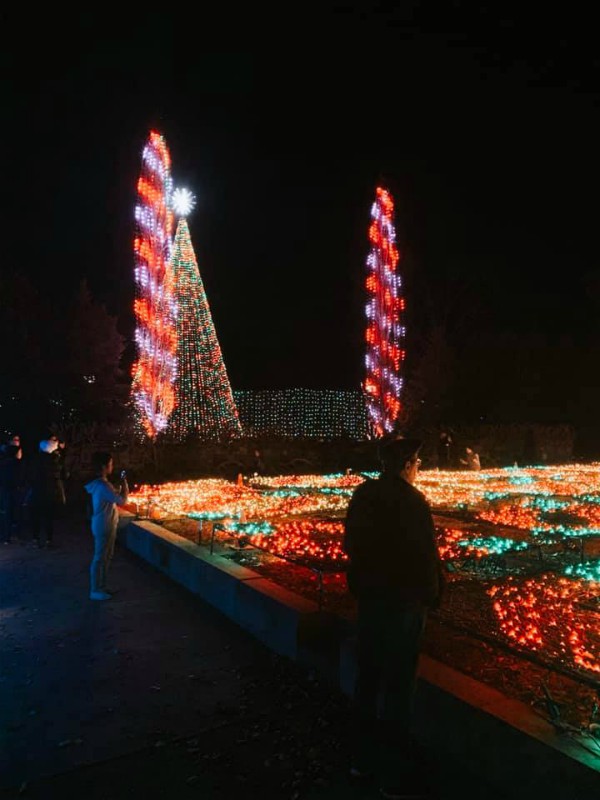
[85, 451, 128, 601]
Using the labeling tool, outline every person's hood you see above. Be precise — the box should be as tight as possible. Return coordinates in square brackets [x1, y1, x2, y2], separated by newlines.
[85, 478, 104, 494]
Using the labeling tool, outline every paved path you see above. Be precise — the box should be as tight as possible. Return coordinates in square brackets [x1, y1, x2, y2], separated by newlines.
[0, 515, 507, 799]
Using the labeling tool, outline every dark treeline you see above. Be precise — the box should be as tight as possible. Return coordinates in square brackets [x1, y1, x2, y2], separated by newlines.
[0, 274, 129, 450]
[1, 269, 599, 459]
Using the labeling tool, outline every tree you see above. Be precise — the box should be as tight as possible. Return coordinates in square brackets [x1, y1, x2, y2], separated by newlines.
[62, 281, 127, 424]
[400, 323, 456, 428]
[167, 217, 242, 441]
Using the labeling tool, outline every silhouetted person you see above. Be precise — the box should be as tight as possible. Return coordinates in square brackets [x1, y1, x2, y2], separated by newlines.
[50, 436, 68, 510]
[0, 444, 25, 544]
[28, 438, 65, 548]
[344, 437, 445, 798]
[460, 446, 481, 471]
[0, 433, 21, 457]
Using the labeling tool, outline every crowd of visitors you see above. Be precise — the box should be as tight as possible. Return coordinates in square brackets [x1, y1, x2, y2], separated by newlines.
[0, 432, 68, 547]
[0, 432, 129, 602]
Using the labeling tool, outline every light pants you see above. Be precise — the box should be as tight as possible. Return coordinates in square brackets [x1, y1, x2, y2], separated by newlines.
[90, 522, 117, 593]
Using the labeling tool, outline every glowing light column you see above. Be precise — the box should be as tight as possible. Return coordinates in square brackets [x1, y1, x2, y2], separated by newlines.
[364, 186, 405, 437]
[168, 188, 242, 441]
[131, 130, 177, 438]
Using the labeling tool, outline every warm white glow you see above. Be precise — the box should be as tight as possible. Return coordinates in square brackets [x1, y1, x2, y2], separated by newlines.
[172, 187, 196, 216]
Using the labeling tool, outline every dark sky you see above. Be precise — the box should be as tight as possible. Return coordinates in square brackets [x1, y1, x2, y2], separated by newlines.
[4, 7, 600, 391]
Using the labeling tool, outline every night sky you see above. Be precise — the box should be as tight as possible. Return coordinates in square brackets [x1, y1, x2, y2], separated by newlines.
[5, 8, 599, 394]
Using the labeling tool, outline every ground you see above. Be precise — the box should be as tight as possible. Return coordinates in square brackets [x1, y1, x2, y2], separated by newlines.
[1, 515, 511, 800]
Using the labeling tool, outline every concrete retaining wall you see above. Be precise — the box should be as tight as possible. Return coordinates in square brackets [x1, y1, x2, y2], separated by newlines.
[119, 516, 320, 659]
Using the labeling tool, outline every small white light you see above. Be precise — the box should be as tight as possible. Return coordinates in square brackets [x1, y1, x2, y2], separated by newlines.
[172, 187, 196, 216]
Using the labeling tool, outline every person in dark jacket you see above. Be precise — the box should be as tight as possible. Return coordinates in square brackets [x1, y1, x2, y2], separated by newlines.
[28, 439, 66, 548]
[0, 444, 26, 543]
[50, 436, 68, 509]
[343, 436, 444, 798]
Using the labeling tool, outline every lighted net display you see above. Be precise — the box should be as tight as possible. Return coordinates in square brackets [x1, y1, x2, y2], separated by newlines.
[131, 130, 177, 438]
[364, 186, 405, 437]
[233, 389, 369, 439]
[168, 217, 241, 441]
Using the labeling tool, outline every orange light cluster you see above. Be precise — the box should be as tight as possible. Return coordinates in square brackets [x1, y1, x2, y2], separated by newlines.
[436, 527, 492, 561]
[129, 478, 261, 520]
[133, 298, 177, 351]
[417, 464, 600, 528]
[250, 520, 348, 568]
[136, 176, 168, 213]
[488, 574, 600, 675]
[129, 476, 355, 522]
[248, 473, 364, 491]
[477, 504, 542, 531]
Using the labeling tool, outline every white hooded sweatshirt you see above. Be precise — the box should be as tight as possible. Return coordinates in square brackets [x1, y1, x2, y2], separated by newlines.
[85, 478, 126, 537]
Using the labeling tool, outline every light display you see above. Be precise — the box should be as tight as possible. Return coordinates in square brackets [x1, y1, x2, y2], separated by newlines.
[233, 389, 369, 439]
[129, 462, 600, 681]
[364, 186, 405, 437]
[131, 464, 600, 542]
[172, 187, 196, 216]
[131, 130, 177, 438]
[564, 559, 600, 583]
[167, 212, 241, 441]
[488, 574, 600, 675]
[436, 527, 530, 562]
[250, 520, 347, 569]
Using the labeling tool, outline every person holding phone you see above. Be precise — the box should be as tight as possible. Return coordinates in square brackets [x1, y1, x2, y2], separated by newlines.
[85, 452, 129, 600]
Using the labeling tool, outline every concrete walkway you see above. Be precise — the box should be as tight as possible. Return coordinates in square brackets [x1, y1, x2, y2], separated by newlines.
[0, 514, 508, 799]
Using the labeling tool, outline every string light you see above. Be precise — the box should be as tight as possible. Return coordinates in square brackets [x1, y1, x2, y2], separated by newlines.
[233, 389, 369, 439]
[436, 527, 530, 561]
[564, 560, 600, 583]
[249, 520, 348, 568]
[129, 463, 600, 677]
[131, 130, 177, 438]
[131, 465, 600, 541]
[488, 573, 600, 675]
[364, 187, 404, 437]
[167, 217, 242, 441]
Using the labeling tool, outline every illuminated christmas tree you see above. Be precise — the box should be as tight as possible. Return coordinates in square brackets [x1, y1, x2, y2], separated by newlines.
[131, 130, 177, 438]
[168, 190, 242, 441]
[364, 186, 405, 437]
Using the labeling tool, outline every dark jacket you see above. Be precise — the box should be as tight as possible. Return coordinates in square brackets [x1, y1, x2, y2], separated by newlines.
[27, 452, 66, 506]
[343, 473, 444, 608]
[0, 455, 25, 514]
[0, 455, 25, 493]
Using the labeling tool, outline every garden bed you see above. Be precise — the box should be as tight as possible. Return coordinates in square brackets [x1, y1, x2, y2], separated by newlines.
[159, 517, 600, 741]
[131, 465, 600, 746]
